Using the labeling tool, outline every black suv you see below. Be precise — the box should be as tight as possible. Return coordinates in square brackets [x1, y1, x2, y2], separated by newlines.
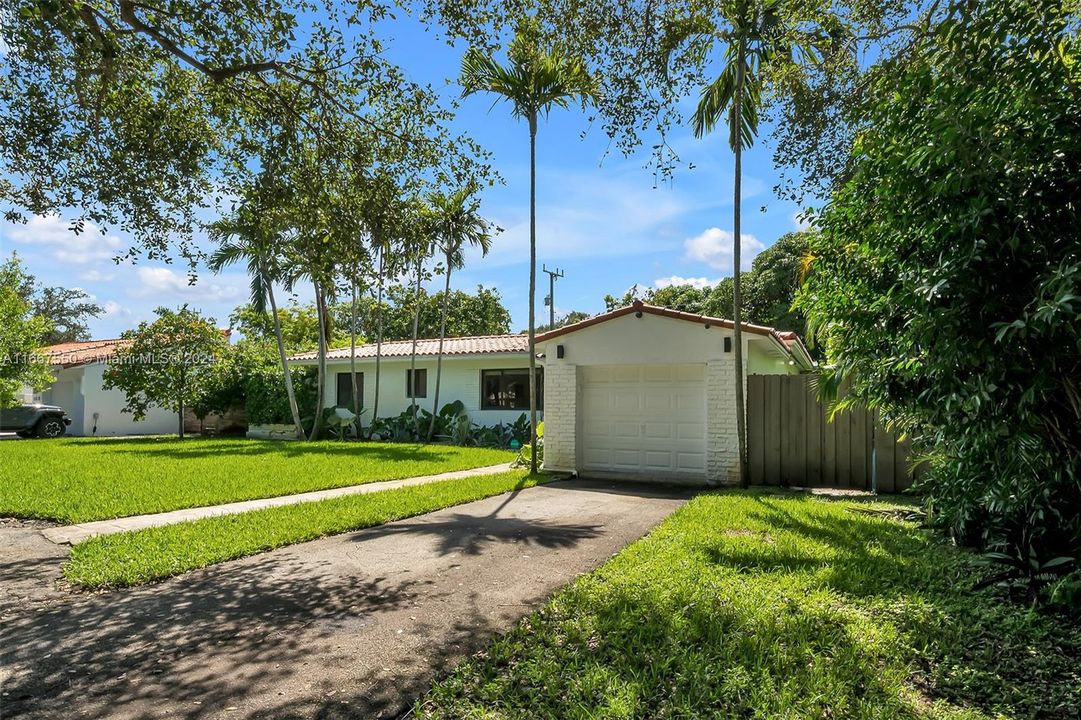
[0, 404, 72, 438]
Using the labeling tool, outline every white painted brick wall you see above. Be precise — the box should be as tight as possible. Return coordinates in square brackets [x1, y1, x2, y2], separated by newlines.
[706, 353, 747, 486]
[541, 363, 577, 473]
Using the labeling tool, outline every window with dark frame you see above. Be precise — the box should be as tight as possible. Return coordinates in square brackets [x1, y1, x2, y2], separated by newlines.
[406, 368, 427, 398]
[481, 369, 543, 410]
[335, 372, 364, 410]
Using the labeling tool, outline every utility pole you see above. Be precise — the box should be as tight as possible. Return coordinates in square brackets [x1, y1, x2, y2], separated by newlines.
[542, 264, 564, 329]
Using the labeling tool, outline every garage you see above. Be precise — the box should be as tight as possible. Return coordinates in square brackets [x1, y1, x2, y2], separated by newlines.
[536, 301, 814, 485]
[579, 364, 707, 480]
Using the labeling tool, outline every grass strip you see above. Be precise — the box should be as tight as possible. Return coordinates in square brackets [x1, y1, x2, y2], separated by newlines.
[1, 436, 513, 523]
[416, 491, 1081, 720]
[64, 470, 544, 589]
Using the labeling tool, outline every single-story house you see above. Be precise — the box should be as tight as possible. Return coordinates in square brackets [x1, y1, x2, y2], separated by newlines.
[31, 339, 181, 436]
[290, 334, 538, 428]
[291, 302, 813, 485]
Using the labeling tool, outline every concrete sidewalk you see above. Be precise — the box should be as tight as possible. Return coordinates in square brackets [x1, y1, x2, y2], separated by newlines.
[41, 463, 513, 545]
[3, 479, 693, 720]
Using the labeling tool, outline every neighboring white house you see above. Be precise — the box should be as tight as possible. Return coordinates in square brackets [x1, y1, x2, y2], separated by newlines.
[289, 334, 540, 427]
[36, 340, 180, 436]
[535, 302, 814, 486]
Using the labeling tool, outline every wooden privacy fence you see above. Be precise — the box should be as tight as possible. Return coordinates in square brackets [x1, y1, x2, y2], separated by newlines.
[746, 374, 917, 492]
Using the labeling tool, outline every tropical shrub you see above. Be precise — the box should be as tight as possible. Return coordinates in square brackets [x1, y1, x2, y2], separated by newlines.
[797, 0, 1081, 591]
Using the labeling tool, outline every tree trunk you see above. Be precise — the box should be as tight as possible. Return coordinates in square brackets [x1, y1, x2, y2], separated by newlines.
[368, 248, 385, 440]
[350, 283, 360, 438]
[408, 256, 423, 438]
[309, 284, 329, 441]
[178, 364, 186, 439]
[267, 277, 304, 440]
[733, 40, 749, 489]
[528, 117, 539, 475]
[427, 254, 453, 441]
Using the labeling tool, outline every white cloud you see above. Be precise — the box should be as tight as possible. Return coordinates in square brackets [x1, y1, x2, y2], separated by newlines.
[80, 269, 116, 282]
[131, 267, 244, 303]
[654, 275, 718, 290]
[5, 214, 124, 264]
[683, 227, 764, 272]
[102, 300, 133, 320]
[463, 160, 761, 270]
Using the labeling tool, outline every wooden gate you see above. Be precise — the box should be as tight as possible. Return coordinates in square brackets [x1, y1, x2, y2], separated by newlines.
[746, 374, 917, 492]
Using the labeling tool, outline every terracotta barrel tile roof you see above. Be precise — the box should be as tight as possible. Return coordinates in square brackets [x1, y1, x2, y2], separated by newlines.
[41, 339, 130, 368]
[290, 334, 529, 362]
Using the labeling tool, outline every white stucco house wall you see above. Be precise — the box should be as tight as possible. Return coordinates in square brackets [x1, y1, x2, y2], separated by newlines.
[37, 340, 181, 436]
[289, 334, 541, 428]
[535, 302, 814, 486]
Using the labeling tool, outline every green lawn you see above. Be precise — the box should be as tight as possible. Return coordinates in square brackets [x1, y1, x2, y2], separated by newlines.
[65, 470, 544, 588]
[417, 492, 1081, 720]
[0, 437, 513, 523]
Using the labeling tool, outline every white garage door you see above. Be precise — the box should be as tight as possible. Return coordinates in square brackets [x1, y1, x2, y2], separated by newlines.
[579, 364, 707, 479]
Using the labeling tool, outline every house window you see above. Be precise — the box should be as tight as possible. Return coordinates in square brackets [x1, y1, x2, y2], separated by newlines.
[336, 372, 364, 410]
[481, 369, 543, 410]
[407, 368, 427, 399]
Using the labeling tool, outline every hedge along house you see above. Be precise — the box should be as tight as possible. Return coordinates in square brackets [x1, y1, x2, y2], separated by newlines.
[288, 334, 541, 429]
[535, 302, 814, 486]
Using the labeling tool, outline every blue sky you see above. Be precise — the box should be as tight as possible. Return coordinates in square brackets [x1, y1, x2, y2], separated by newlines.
[0, 10, 810, 340]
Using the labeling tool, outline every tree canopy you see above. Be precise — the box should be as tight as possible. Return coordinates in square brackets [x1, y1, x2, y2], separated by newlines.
[1, 0, 492, 262]
[797, 0, 1081, 568]
[103, 306, 229, 437]
[0, 255, 52, 407]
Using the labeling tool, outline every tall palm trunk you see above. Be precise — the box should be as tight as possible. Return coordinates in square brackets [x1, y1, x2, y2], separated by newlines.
[266, 274, 304, 440]
[527, 115, 539, 474]
[368, 248, 385, 440]
[349, 283, 360, 437]
[408, 256, 424, 437]
[310, 284, 329, 441]
[732, 38, 749, 488]
[427, 252, 453, 440]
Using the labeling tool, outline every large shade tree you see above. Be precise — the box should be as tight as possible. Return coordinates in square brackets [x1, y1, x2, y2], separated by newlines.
[1, 0, 493, 262]
[460, 17, 598, 473]
[797, 0, 1081, 577]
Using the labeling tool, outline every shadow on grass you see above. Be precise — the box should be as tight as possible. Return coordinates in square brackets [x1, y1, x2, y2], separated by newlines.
[413, 491, 1081, 720]
[70, 436, 478, 464]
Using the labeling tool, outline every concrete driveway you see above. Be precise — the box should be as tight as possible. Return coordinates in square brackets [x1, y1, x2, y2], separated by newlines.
[0, 479, 695, 719]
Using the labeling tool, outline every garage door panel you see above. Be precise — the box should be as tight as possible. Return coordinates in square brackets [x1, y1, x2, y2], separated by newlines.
[643, 391, 674, 412]
[580, 364, 707, 480]
[676, 365, 706, 382]
[676, 452, 707, 471]
[676, 422, 706, 441]
[643, 450, 674, 469]
[643, 422, 672, 440]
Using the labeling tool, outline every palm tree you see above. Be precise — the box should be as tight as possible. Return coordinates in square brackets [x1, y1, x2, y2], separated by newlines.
[461, 17, 598, 473]
[664, 0, 817, 487]
[426, 186, 492, 440]
[207, 208, 306, 441]
[405, 204, 435, 438]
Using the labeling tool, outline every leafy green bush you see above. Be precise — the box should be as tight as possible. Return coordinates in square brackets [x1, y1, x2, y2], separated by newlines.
[798, 0, 1081, 588]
